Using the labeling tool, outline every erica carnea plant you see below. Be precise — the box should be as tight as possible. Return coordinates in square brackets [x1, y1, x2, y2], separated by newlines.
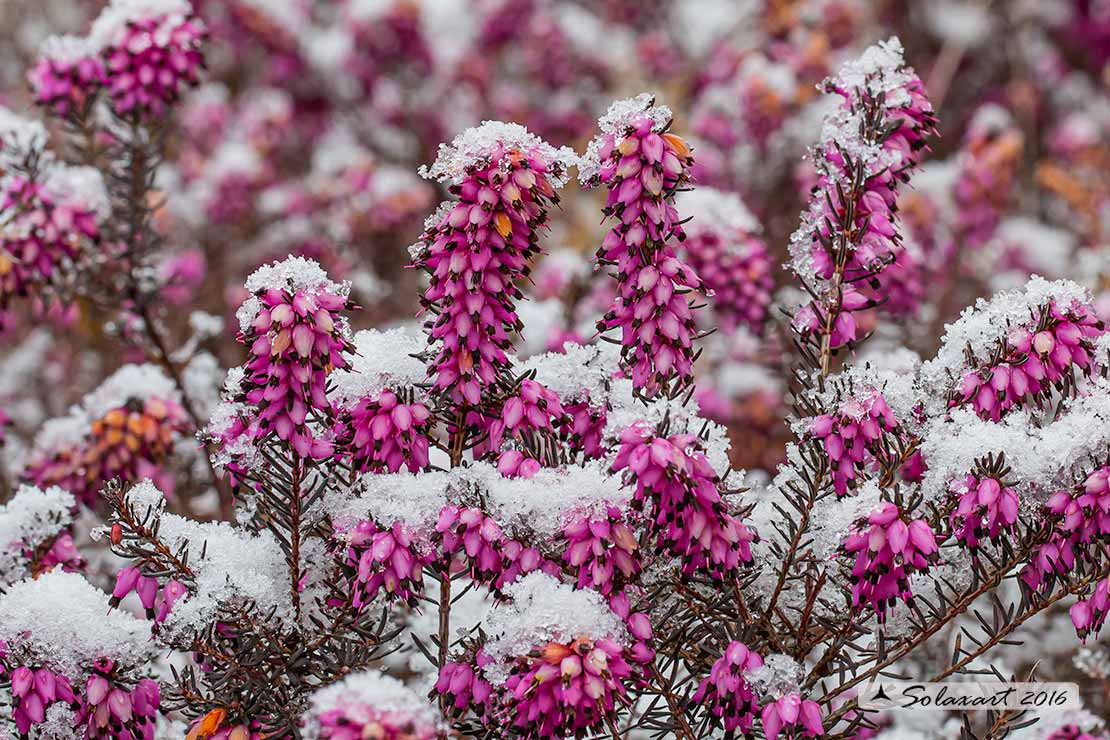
[0, 5, 1109, 740]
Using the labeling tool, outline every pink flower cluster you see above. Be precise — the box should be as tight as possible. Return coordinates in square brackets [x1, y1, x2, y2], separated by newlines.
[761, 694, 825, 740]
[842, 502, 939, 621]
[498, 637, 636, 738]
[81, 662, 161, 740]
[683, 220, 774, 335]
[692, 641, 763, 735]
[435, 505, 552, 590]
[0, 175, 100, 315]
[612, 422, 754, 579]
[26, 396, 188, 507]
[336, 390, 432, 474]
[111, 566, 187, 623]
[413, 129, 569, 405]
[237, 267, 353, 460]
[949, 473, 1019, 554]
[1024, 464, 1110, 608]
[561, 507, 639, 595]
[954, 300, 1103, 420]
[27, 38, 106, 116]
[340, 520, 424, 609]
[1069, 574, 1109, 641]
[97, 8, 206, 116]
[439, 607, 652, 740]
[7, 661, 160, 739]
[490, 379, 565, 448]
[585, 97, 701, 396]
[807, 391, 899, 496]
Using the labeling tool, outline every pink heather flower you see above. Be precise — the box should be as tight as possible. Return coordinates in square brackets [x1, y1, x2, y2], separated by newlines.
[80, 665, 160, 740]
[954, 300, 1104, 420]
[28, 36, 107, 116]
[560, 507, 639, 594]
[336, 389, 432, 474]
[949, 473, 1019, 554]
[692, 641, 764, 735]
[91, 1, 206, 116]
[953, 105, 1023, 247]
[761, 694, 825, 740]
[35, 532, 85, 575]
[1069, 574, 1110, 641]
[842, 502, 939, 621]
[790, 38, 936, 352]
[807, 391, 899, 496]
[413, 123, 574, 405]
[612, 421, 755, 579]
[791, 287, 870, 350]
[1050, 465, 1110, 544]
[343, 1, 433, 97]
[8, 665, 78, 736]
[341, 520, 426, 608]
[236, 258, 354, 460]
[496, 449, 542, 479]
[0, 175, 100, 315]
[582, 94, 701, 396]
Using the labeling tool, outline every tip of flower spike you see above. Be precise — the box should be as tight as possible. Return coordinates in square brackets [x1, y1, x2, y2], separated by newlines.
[238, 256, 350, 331]
[826, 36, 918, 108]
[89, 0, 196, 50]
[579, 93, 674, 184]
[37, 34, 95, 65]
[418, 121, 578, 187]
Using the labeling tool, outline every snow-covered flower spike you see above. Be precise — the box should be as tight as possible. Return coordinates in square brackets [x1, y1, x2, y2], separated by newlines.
[89, 0, 207, 117]
[582, 93, 702, 397]
[789, 37, 937, 371]
[233, 256, 354, 460]
[434, 573, 651, 738]
[304, 670, 447, 740]
[330, 329, 433, 474]
[0, 485, 81, 587]
[920, 277, 1105, 421]
[23, 364, 188, 506]
[412, 121, 573, 405]
[0, 570, 159, 739]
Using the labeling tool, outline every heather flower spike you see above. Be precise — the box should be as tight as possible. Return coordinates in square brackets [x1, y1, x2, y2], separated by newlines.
[413, 122, 576, 406]
[788, 38, 937, 373]
[581, 93, 702, 397]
